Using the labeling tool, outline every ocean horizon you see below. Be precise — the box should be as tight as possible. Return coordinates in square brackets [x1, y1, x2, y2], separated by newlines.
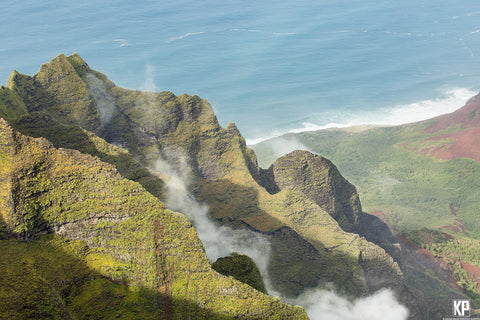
[3, 1, 480, 143]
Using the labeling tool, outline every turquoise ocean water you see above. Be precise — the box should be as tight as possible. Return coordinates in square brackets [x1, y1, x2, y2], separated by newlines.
[2, 1, 480, 143]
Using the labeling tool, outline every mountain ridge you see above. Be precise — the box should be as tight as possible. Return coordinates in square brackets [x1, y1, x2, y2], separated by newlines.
[0, 53, 419, 318]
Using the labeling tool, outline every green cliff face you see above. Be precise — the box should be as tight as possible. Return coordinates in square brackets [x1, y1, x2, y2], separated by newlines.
[253, 115, 480, 317]
[0, 119, 307, 319]
[265, 150, 362, 231]
[0, 53, 413, 317]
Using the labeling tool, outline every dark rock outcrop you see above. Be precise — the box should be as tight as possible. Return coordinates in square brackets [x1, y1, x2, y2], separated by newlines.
[212, 253, 267, 294]
[266, 150, 361, 231]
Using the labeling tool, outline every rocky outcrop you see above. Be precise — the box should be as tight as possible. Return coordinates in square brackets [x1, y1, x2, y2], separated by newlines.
[265, 150, 399, 256]
[260, 151, 405, 294]
[265, 150, 362, 231]
[212, 253, 267, 294]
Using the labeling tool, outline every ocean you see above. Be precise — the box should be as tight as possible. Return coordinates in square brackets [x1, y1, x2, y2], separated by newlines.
[2, 1, 480, 144]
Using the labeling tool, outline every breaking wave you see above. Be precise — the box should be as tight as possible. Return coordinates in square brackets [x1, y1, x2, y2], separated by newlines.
[247, 87, 477, 145]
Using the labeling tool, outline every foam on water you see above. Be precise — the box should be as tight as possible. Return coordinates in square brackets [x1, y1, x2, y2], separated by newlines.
[246, 87, 477, 145]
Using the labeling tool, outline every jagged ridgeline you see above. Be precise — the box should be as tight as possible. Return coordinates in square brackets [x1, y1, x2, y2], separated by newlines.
[0, 53, 416, 318]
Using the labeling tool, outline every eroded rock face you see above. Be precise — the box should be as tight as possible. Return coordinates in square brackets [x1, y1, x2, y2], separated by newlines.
[267, 150, 362, 231]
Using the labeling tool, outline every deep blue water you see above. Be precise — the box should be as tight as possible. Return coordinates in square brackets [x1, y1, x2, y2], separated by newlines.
[2, 1, 480, 143]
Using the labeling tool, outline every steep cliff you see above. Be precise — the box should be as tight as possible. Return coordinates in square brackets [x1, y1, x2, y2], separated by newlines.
[0, 119, 307, 319]
[0, 53, 411, 313]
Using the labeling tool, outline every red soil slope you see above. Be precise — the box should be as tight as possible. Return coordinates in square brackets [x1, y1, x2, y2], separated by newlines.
[418, 128, 480, 161]
[411, 92, 480, 161]
[424, 92, 480, 134]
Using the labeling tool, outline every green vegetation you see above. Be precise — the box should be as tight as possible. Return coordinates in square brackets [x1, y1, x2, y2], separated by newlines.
[0, 86, 28, 120]
[403, 229, 480, 306]
[0, 52, 429, 317]
[212, 253, 268, 294]
[468, 109, 478, 120]
[402, 228, 450, 248]
[0, 235, 160, 320]
[427, 237, 480, 266]
[8, 111, 165, 199]
[254, 122, 480, 309]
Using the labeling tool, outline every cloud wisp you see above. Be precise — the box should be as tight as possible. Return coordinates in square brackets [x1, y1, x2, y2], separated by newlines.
[291, 287, 409, 320]
[153, 151, 272, 283]
[86, 73, 116, 124]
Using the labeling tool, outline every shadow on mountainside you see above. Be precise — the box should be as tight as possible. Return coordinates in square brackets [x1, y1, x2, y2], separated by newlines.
[9, 112, 165, 199]
[354, 211, 402, 263]
[197, 177, 434, 320]
[397, 234, 469, 319]
[0, 215, 11, 241]
[197, 178, 391, 298]
[1, 108, 345, 305]
[3, 105, 419, 315]
[0, 233, 260, 320]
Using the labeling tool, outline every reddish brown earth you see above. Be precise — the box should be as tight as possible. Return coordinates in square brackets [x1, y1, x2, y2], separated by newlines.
[440, 219, 469, 234]
[397, 233, 462, 291]
[369, 211, 463, 289]
[461, 262, 480, 289]
[412, 92, 480, 161]
[415, 128, 480, 161]
[424, 93, 480, 134]
[369, 211, 468, 292]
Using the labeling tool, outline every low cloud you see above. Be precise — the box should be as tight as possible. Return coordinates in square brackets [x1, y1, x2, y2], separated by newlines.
[140, 63, 158, 92]
[86, 73, 116, 123]
[253, 136, 312, 167]
[153, 151, 272, 284]
[267, 136, 311, 158]
[291, 287, 409, 320]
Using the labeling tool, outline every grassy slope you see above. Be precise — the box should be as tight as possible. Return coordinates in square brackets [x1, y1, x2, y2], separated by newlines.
[0, 235, 160, 320]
